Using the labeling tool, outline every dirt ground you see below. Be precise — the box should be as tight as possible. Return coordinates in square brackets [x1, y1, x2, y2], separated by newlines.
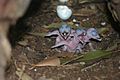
[6, 0, 120, 80]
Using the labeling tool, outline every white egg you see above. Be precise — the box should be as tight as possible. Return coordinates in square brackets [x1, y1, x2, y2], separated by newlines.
[59, 0, 69, 3]
[57, 5, 72, 20]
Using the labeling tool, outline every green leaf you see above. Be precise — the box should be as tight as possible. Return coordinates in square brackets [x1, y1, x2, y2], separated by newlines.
[61, 55, 83, 65]
[43, 22, 76, 29]
[43, 23, 61, 29]
[79, 50, 112, 62]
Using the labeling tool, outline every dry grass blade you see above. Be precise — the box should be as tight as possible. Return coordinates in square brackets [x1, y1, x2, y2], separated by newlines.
[73, 9, 97, 17]
[78, 0, 105, 4]
[43, 22, 76, 29]
[27, 32, 47, 37]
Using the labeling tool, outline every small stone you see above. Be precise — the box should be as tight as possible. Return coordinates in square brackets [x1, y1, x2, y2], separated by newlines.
[77, 77, 81, 80]
[82, 18, 89, 22]
[82, 19, 87, 22]
[75, 24, 79, 27]
[34, 68, 37, 72]
[118, 66, 120, 70]
[73, 18, 77, 22]
[100, 22, 106, 26]
[86, 18, 89, 21]
[80, 62, 85, 65]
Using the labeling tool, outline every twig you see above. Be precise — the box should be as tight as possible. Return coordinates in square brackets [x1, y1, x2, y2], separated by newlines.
[18, 65, 26, 80]
[14, 61, 26, 80]
[78, 0, 107, 4]
[81, 62, 100, 72]
[112, 50, 120, 53]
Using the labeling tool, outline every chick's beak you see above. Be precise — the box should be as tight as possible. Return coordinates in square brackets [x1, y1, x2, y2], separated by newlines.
[62, 32, 69, 40]
[62, 32, 68, 36]
[97, 38, 102, 41]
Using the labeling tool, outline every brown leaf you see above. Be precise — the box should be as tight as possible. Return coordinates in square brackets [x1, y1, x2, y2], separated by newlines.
[29, 57, 61, 69]
[18, 40, 28, 46]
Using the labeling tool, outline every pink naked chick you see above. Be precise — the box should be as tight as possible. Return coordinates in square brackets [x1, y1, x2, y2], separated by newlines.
[45, 24, 75, 51]
[46, 25, 101, 53]
[51, 31, 83, 53]
[77, 28, 102, 51]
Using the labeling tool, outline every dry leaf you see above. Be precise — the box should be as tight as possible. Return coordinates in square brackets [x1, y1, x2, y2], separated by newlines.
[18, 40, 28, 46]
[30, 57, 61, 70]
[29, 53, 75, 70]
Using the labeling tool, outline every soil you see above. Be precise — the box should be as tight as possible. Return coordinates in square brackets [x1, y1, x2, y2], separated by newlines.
[6, 0, 120, 80]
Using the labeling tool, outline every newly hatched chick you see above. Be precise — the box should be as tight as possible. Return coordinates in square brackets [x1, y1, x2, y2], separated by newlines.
[51, 31, 83, 53]
[51, 28, 85, 53]
[45, 24, 74, 42]
[78, 28, 102, 51]
[45, 24, 75, 51]
[46, 26, 101, 53]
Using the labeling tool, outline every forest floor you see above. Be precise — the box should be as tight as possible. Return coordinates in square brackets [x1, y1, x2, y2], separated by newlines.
[6, 0, 120, 80]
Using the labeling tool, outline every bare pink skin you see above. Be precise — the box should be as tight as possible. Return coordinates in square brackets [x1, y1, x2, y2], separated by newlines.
[78, 28, 102, 51]
[46, 28, 101, 53]
[51, 32, 83, 53]
[46, 29, 78, 52]
[59, 28, 102, 52]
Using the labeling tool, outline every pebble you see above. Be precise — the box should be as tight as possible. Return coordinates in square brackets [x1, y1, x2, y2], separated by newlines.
[77, 77, 81, 80]
[100, 22, 106, 26]
[34, 68, 37, 72]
